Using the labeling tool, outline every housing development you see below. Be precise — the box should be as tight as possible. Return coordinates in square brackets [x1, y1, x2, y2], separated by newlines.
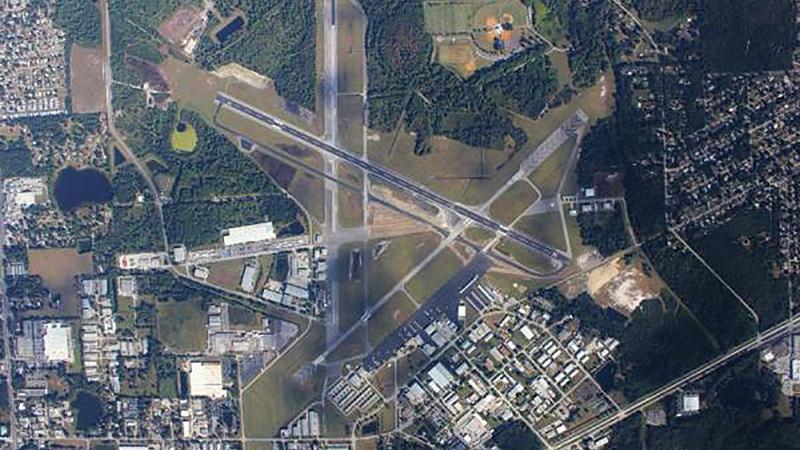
[1, 0, 800, 449]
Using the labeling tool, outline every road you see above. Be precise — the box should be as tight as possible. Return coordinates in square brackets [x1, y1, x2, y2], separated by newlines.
[215, 93, 570, 265]
[0, 179, 16, 447]
[99, 0, 169, 252]
[554, 314, 800, 448]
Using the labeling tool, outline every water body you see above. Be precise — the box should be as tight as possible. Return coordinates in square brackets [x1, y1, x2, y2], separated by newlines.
[53, 166, 113, 212]
[216, 16, 244, 44]
[72, 391, 104, 432]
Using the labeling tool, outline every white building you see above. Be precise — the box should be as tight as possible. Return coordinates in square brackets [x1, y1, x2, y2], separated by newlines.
[188, 361, 226, 399]
[222, 222, 276, 246]
[43, 322, 73, 363]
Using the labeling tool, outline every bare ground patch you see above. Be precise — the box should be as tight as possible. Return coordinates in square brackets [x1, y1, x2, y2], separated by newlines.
[69, 44, 105, 113]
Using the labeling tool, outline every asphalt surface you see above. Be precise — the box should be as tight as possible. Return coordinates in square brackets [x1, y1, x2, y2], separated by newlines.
[214, 93, 570, 265]
[362, 254, 492, 371]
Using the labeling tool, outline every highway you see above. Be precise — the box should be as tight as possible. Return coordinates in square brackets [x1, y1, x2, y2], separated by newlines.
[214, 93, 570, 265]
[554, 314, 800, 448]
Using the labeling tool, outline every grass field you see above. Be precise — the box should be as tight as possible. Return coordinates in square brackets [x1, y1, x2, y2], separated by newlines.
[337, 162, 365, 229]
[563, 206, 587, 261]
[406, 247, 464, 302]
[170, 122, 198, 152]
[513, 212, 567, 251]
[156, 298, 207, 353]
[423, 1, 475, 34]
[337, 242, 367, 333]
[464, 226, 495, 245]
[242, 321, 326, 438]
[495, 239, 559, 273]
[326, 324, 367, 362]
[69, 44, 105, 114]
[367, 232, 442, 306]
[27, 248, 93, 318]
[528, 136, 576, 198]
[367, 70, 613, 207]
[549, 51, 573, 88]
[160, 57, 322, 135]
[337, 94, 365, 155]
[228, 304, 265, 331]
[336, 0, 366, 94]
[367, 291, 417, 347]
[484, 271, 553, 298]
[205, 259, 245, 291]
[488, 180, 540, 225]
[435, 41, 492, 78]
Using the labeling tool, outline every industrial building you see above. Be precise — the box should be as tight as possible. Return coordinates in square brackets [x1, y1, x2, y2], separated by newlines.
[222, 222, 276, 246]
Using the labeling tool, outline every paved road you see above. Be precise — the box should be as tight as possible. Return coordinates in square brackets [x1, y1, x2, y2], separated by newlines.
[0, 180, 16, 447]
[554, 315, 800, 448]
[215, 93, 570, 265]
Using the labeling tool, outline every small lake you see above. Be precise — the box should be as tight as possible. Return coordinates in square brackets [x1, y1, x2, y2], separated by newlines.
[72, 391, 104, 432]
[53, 166, 113, 212]
[216, 16, 245, 44]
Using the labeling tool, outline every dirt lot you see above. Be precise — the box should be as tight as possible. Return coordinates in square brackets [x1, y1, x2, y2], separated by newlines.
[588, 256, 662, 315]
[158, 5, 203, 45]
[69, 44, 105, 114]
[28, 248, 94, 317]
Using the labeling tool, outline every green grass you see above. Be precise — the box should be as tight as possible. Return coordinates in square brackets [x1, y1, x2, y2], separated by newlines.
[156, 299, 207, 353]
[337, 242, 367, 332]
[484, 271, 552, 298]
[242, 321, 326, 438]
[337, 162, 365, 229]
[488, 180, 540, 225]
[406, 247, 464, 302]
[528, 136, 576, 197]
[338, 94, 365, 155]
[464, 226, 495, 245]
[513, 211, 567, 251]
[368, 291, 418, 347]
[495, 239, 558, 273]
[170, 122, 198, 152]
[422, 1, 475, 34]
[533, 0, 567, 46]
[367, 232, 442, 306]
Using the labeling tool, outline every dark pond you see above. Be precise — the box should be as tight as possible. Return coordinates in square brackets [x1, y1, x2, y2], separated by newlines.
[53, 166, 113, 212]
[216, 16, 244, 44]
[72, 391, 104, 432]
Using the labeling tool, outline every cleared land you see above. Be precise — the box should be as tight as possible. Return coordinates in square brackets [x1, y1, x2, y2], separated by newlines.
[27, 248, 93, 317]
[205, 259, 245, 292]
[156, 298, 207, 353]
[69, 44, 105, 113]
[488, 180, 540, 225]
[514, 211, 567, 251]
[242, 321, 325, 438]
[406, 247, 464, 302]
[464, 225, 495, 245]
[170, 122, 198, 152]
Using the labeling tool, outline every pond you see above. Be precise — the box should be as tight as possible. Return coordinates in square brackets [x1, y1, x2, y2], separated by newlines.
[216, 16, 245, 44]
[72, 391, 104, 432]
[53, 166, 113, 212]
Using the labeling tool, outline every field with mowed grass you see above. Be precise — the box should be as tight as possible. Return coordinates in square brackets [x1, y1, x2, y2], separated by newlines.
[406, 247, 464, 302]
[488, 180, 540, 225]
[27, 248, 94, 318]
[367, 291, 418, 347]
[513, 211, 567, 251]
[336, 0, 366, 94]
[156, 298, 207, 353]
[242, 321, 326, 438]
[170, 122, 197, 152]
[366, 232, 442, 306]
[528, 136, 576, 198]
[337, 162, 365, 229]
[495, 239, 560, 273]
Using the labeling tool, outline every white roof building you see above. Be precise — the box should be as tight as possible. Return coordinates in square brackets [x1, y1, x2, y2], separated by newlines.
[222, 222, 276, 246]
[188, 361, 226, 399]
[43, 322, 73, 363]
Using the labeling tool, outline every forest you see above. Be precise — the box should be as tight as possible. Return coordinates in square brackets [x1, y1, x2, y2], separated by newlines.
[53, 0, 102, 47]
[195, 0, 317, 110]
